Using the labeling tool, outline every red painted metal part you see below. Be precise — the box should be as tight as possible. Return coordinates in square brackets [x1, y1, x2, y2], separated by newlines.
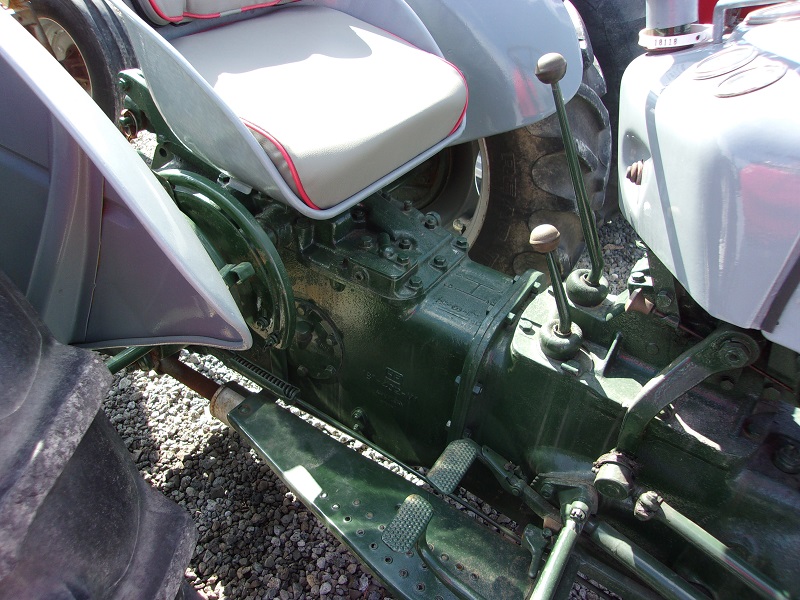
[697, 0, 767, 23]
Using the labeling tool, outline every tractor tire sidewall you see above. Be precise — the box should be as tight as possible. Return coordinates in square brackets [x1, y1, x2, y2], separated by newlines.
[29, 0, 136, 122]
[569, 0, 646, 218]
[469, 39, 611, 276]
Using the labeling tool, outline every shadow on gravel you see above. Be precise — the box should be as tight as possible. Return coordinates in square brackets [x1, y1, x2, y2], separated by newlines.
[159, 429, 391, 600]
[103, 364, 391, 600]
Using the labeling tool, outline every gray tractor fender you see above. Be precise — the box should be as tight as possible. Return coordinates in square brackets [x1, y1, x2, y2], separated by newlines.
[0, 9, 251, 350]
[403, 0, 583, 143]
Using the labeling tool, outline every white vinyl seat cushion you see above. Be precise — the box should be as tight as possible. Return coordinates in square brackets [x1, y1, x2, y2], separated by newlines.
[170, 5, 467, 209]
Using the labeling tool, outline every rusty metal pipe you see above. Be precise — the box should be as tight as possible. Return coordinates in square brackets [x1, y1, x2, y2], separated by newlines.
[156, 355, 221, 400]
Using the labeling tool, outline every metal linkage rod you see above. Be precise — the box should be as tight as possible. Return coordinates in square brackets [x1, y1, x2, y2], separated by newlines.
[106, 346, 154, 374]
[584, 520, 706, 600]
[156, 355, 222, 400]
[528, 502, 589, 600]
[656, 501, 790, 600]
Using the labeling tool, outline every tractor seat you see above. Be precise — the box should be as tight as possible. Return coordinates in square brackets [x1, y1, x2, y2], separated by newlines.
[111, 1, 468, 216]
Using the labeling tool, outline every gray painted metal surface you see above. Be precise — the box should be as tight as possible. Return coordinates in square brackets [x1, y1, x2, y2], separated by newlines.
[0, 11, 250, 350]
[109, 0, 466, 220]
[402, 0, 582, 143]
[645, 0, 698, 29]
[618, 13, 800, 352]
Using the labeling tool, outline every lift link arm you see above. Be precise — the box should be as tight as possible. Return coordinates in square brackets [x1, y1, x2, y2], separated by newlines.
[616, 328, 759, 454]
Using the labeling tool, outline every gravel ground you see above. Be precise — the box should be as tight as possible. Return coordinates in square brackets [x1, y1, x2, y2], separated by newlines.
[117, 131, 641, 598]
[101, 206, 641, 599]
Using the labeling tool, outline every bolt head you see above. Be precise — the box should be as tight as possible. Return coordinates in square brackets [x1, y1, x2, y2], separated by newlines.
[529, 224, 561, 254]
[721, 341, 750, 368]
[535, 53, 568, 85]
[774, 443, 800, 474]
[519, 318, 534, 334]
[655, 290, 673, 310]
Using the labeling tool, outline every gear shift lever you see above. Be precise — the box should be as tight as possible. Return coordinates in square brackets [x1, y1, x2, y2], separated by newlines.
[530, 224, 582, 360]
[535, 53, 608, 307]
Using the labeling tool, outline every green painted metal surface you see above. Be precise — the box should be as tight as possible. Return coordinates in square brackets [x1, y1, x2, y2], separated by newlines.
[117, 73, 800, 599]
[229, 392, 534, 600]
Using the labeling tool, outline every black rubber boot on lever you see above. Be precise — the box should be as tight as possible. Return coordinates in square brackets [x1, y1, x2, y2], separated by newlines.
[535, 53, 608, 307]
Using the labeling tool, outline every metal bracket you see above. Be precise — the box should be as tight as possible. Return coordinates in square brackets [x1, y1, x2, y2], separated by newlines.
[616, 328, 760, 454]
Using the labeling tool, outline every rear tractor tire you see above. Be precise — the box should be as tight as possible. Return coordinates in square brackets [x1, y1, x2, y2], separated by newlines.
[469, 8, 612, 277]
[28, 0, 135, 122]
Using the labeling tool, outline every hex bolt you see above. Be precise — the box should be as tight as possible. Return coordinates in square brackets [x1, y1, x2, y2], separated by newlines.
[398, 238, 412, 250]
[721, 341, 750, 368]
[402, 200, 413, 212]
[424, 214, 438, 229]
[655, 290, 674, 310]
[397, 253, 410, 266]
[455, 237, 469, 250]
[408, 276, 423, 290]
[360, 235, 373, 249]
[519, 318, 535, 334]
[540, 483, 555, 499]
[631, 272, 647, 284]
[433, 255, 447, 268]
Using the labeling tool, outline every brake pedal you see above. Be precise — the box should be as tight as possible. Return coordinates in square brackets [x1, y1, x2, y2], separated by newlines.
[428, 439, 479, 494]
[382, 494, 434, 553]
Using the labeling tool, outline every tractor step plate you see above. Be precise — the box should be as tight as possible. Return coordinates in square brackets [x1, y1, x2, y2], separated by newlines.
[229, 393, 533, 600]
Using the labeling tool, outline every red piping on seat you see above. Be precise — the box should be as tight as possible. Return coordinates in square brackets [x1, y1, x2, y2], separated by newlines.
[448, 67, 469, 136]
[241, 118, 322, 210]
[147, 0, 295, 23]
[184, 11, 220, 18]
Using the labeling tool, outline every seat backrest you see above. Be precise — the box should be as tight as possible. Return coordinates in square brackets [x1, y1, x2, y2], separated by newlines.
[108, 0, 465, 219]
[132, 0, 297, 25]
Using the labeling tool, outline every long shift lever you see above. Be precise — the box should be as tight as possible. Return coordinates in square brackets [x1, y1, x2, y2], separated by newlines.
[535, 53, 608, 307]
